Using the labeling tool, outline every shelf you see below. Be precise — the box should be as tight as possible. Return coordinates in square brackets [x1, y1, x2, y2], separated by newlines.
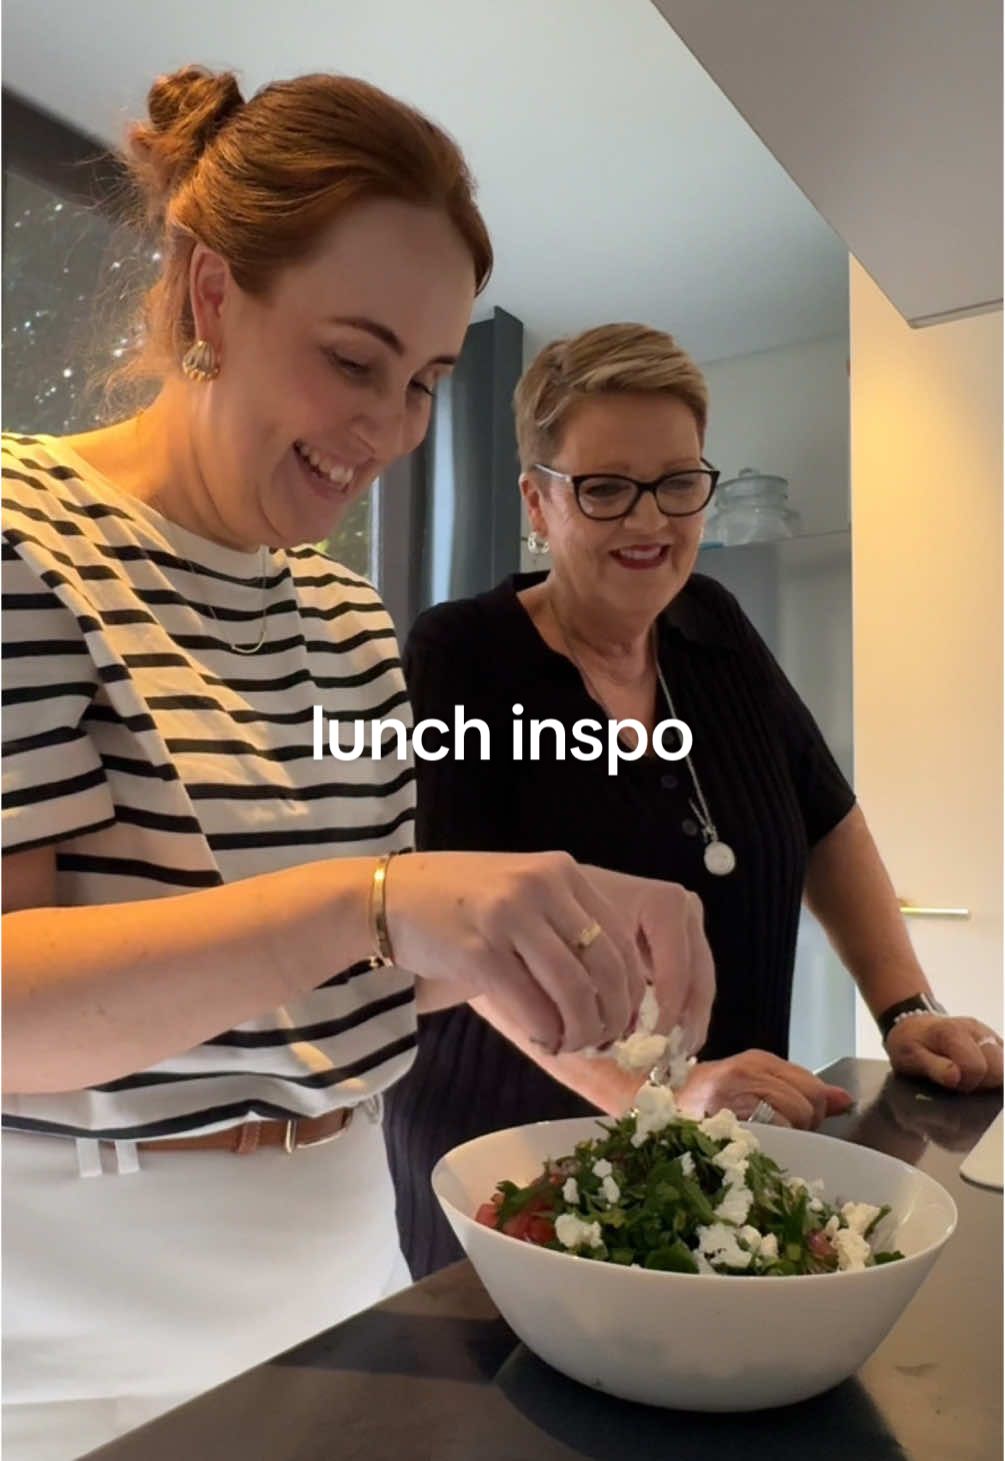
[700, 526, 851, 553]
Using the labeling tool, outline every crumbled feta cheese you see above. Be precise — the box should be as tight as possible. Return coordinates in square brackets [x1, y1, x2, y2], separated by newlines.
[699, 1109, 746, 1144]
[713, 1134, 758, 1181]
[679, 1152, 695, 1178]
[840, 1201, 882, 1236]
[600, 1174, 621, 1205]
[757, 1232, 779, 1262]
[834, 1227, 872, 1272]
[662, 1025, 693, 1090]
[736, 1227, 778, 1265]
[694, 1250, 717, 1274]
[697, 1221, 754, 1270]
[615, 1032, 668, 1072]
[788, 1176, 825, 1201]
[733, 1227, 782, 1262]
[612, 986, 669, 1072]
[639, 984, 661, 1031]
[824, 1215, 840, 1238]
[590, 1160, 620, 1204]
[610, 994, 695, 1089]
[735, 1126, 761, 1155]
[630, 1081, 680, 1145]
[715, 1180, 753, 1226]
[554, 1213, 603, 1250]
[561, 1176, 579, 1205]
[709, 1134, 758, 1230]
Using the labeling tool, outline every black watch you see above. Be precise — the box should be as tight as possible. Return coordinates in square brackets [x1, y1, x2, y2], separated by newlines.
[878, 993, 947, 1044]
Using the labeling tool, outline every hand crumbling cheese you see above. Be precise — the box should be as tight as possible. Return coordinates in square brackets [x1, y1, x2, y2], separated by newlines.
[609, 986, 694, 1089]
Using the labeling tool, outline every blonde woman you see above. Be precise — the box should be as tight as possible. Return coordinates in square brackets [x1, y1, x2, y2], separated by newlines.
[1, 82, 714, 1461]
[385, 321, 1003, 1280]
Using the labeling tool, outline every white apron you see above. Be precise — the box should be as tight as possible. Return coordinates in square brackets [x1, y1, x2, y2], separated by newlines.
[2, 1108, 410, 1461]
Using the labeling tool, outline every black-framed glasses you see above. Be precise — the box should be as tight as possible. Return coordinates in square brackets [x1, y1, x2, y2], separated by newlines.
[532, 460, 719, 520]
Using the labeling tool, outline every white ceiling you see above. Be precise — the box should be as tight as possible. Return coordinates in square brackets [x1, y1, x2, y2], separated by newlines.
[3, 0, 849, 363]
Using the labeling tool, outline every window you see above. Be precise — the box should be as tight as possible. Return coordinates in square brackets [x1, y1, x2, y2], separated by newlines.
[3, 170, 138, 434]
[2, 93, 378, 583]
[320, 487, 376, 581]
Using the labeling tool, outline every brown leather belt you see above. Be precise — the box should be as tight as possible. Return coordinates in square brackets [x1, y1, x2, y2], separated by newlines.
[136, 1107, 354, 1156]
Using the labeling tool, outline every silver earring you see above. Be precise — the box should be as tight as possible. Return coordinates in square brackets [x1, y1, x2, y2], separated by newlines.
[181, 338, 220, 382]
[527, 530, 550, 556]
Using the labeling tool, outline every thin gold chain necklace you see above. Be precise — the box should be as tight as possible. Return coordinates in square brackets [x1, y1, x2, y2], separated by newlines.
[182, 547, 270, 655]
[128, 414, 271, 656]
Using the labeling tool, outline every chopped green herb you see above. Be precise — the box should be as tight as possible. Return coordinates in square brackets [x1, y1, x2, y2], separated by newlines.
[475, 1097, 904, 1277]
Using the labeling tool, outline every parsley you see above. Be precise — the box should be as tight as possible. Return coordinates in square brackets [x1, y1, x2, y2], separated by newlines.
[482, 1103, 904, 1276]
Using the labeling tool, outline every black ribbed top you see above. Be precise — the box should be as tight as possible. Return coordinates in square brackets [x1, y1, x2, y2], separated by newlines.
[383, 571, 855, 1277]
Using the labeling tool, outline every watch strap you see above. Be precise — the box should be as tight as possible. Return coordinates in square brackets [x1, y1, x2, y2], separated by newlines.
[878, 992, 947, 1043]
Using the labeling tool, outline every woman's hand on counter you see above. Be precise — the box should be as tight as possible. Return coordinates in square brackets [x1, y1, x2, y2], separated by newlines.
[675, 1049, 854, 1129]
[885, 1015, 1003, 1092]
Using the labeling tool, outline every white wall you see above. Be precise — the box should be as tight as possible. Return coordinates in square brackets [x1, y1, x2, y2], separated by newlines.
[697, 335, 853, 771]
[850, 262, 1003, 1052]
[702, 333, 849, 537]
[698, 335, 855, 1070]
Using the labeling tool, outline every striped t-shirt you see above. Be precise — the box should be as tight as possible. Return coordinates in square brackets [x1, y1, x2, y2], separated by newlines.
[2, 432, 418, 1141]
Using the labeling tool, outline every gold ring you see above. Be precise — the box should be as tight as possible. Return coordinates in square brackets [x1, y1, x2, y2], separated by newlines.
[571, 921, 603, 953]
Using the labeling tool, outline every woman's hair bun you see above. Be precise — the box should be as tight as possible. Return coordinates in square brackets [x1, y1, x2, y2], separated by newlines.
[126, 65, 244, 220]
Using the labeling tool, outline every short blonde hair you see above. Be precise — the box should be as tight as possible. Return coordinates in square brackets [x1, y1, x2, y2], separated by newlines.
[514, 323, 708, 470]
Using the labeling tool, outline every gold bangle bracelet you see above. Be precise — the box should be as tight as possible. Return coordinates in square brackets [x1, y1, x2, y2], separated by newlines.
[369, 851, 397, 967]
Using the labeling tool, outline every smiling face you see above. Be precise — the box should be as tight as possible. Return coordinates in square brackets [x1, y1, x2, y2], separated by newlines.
[188, 197, 477, 549]
[522, 392, 707, 626]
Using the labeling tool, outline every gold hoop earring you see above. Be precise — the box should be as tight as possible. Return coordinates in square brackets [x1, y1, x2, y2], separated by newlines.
[181, 339, 220, 382]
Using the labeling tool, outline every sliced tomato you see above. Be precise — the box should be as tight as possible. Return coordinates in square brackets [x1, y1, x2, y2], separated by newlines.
[500, 1210, 556, 1244]
[525, 1215, 556, 1246]
[484, 1182, 558, 1241]
[502, 1211, 532, 1238]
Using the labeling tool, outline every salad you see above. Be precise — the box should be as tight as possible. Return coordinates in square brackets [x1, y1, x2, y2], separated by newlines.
[475, 1084, 904, 1276]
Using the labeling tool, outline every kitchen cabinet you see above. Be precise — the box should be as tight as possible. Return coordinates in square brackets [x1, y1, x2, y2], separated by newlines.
[653, 0, 1002, 325]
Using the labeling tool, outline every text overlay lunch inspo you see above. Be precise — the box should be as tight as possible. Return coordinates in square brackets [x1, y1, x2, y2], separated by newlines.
[312, 705, 693, 777]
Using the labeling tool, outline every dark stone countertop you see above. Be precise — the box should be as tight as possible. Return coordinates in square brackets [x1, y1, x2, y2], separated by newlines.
[86, 1058, 1002, 1461]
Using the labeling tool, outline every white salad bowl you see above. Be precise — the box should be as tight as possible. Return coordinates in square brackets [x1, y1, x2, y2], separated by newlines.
[432, 1117, 957, 1411]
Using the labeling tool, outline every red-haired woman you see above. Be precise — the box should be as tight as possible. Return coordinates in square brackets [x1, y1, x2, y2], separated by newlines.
[1, 68, 713, 1457]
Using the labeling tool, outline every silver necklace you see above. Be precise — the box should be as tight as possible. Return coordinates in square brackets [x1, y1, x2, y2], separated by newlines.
[548, 594, 736, 877]
[650, 630, 736, 876]
[183, 547, 270, 655]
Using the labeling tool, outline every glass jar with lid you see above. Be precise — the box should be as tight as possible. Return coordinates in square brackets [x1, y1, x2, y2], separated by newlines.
[710, 466, 800, 546]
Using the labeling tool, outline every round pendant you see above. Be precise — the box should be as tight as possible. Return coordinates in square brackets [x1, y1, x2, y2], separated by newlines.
[703, 840, 737, 876]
